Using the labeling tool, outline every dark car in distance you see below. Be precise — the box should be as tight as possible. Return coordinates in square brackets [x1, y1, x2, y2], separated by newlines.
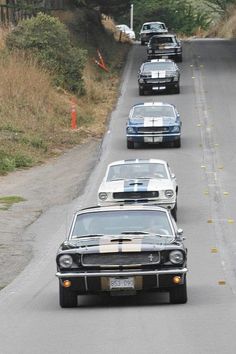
[138, 59, 180, 95]
[56, 205, 187, 307]
[147, 34, 182, 62]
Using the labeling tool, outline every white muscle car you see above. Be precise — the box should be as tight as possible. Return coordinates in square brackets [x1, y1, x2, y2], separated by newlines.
[97, 159, 178, 220]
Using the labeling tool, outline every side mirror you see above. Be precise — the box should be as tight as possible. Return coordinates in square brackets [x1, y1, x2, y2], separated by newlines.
[177, 228, 183, 236]
[171, 173, 176, 179]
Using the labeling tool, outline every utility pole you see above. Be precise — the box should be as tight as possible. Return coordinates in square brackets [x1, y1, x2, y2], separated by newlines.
[130, 3, 134, 30]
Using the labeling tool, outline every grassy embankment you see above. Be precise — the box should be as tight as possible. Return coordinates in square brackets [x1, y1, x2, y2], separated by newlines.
[0, 10, 131, 175]
[207, 5, 236, 38]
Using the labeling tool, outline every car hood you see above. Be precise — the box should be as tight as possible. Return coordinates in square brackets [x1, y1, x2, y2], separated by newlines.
[59, 234, 180, 254]
[99, 178, 173, 193]
[128, 116, 178, 126]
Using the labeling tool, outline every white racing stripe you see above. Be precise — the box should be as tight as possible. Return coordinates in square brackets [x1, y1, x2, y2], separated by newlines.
[144, 117, 164, 127]
[151, 71, 166, 78]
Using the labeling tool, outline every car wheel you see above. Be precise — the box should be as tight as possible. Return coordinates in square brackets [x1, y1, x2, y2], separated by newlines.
[139, 87, 144, 96]
[127, 140, 135, 149]
[169, 278, 187, 304]
[171, 203, 177, 221]
[59, 283, 77, 308]
[173, 85, 180, 94]
[173, 138, 181, 148]
[176, 54, 182, 62]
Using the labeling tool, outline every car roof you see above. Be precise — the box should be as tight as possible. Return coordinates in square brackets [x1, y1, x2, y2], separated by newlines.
[142, 59, 176, 65]
[132, 102, 174, 108]
[142, 21, 165, 25]
[76, 204, 170, 216]
[116, 24, 130, 28]
[107, 158, 168, 167]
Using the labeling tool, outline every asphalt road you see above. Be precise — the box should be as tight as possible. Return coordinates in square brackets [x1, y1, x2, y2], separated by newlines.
[1, 39, 236, 354]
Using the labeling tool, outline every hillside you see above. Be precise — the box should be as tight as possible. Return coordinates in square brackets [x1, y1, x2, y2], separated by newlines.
[0, 8, 130, 175]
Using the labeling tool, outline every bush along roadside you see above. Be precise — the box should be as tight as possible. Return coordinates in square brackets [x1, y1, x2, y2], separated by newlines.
[6, 12, 87, 94]
[0, 11, 131, 176]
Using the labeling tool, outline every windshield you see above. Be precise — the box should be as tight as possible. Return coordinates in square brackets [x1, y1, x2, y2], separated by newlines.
[71, 210, 174, 240]
[132, 105, 175, 118]
[143, 23, 165, 31]
[143, 62, 175, 72]
[106, 162, 168, 181]
[151, 36, 175, 44]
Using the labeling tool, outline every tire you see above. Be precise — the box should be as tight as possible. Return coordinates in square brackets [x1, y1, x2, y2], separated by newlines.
[171, 203, 177, 221]
[59, 283, 77, 308]
[127, 140, 134, 149]
[173, 85, 180, 94]
[176, 54, 182, 63]
[169, 278, 187, 304]
[139, 87, 144, 96]
[173, 138, 181, 148]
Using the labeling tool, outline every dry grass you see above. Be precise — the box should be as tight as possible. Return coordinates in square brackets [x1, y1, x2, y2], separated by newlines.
[206, 6, 236, 38]
[0, 18, 130, 174]
[0, 26, 11, 50]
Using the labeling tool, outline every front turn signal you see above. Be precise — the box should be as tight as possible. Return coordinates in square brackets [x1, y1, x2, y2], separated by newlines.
[63, 280, 72, 288]
[173, 276, 181, 284]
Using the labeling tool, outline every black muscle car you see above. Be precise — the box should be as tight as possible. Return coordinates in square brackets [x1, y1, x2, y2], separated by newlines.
[138, 59, 180, 95]
[56, 205, 187, 307]
[147, 34, 182, 62]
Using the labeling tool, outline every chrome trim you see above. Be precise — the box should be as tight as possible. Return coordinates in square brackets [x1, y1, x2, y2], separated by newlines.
[56, 267, 187, 278]
[127, 133, 181, 137]
[81, 254, 160, 267]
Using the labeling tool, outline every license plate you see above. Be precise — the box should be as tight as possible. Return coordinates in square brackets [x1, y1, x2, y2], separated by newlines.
[154, 137, 162, 142]
[109, 277, 134, 290]
[144, 137, 154, 143]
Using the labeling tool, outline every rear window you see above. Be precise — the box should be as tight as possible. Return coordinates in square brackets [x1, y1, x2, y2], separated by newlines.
[151, 36, 175, 44]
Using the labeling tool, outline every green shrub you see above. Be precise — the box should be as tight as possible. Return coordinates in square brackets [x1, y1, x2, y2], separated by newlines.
[14, 154, 33, 168]
[0, 150, 33, 174]
[6, 13, 87, 94]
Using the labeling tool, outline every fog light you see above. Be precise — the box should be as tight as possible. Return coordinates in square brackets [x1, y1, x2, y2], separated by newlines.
[173, 276, 181, 284]
[63, 280, 72, 288]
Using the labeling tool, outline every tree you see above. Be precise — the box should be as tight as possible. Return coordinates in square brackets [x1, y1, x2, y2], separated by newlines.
[73, 0, 131, 17]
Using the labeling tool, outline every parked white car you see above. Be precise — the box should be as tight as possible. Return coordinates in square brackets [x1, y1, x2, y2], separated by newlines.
[116, 24, 136, 40]
[97, 159, 178, 220]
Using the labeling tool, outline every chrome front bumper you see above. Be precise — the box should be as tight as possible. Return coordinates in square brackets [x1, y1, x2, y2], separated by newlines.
[56, 268, 188, 278]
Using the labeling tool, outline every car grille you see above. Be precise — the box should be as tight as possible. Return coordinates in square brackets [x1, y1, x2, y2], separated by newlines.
[82, 252, 160, 266]
[113, 191, 159, 199]
[146, 78, 172, 83]
[137, 127, 169, 133]
[154, 48, 175, 53]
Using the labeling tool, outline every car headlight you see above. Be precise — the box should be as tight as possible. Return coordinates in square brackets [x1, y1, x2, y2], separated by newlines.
[59, 254, 73, 268]
[171, 126, 180, 133]
[139, 78, 144, 83]
[176, 48, 181, 53]
[127, 126, 136, 134]
[165, 190, 174, 198]
[173, 75, 179, 82]
[98, 192, 108, 200]
[169, 250, 184, 264]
